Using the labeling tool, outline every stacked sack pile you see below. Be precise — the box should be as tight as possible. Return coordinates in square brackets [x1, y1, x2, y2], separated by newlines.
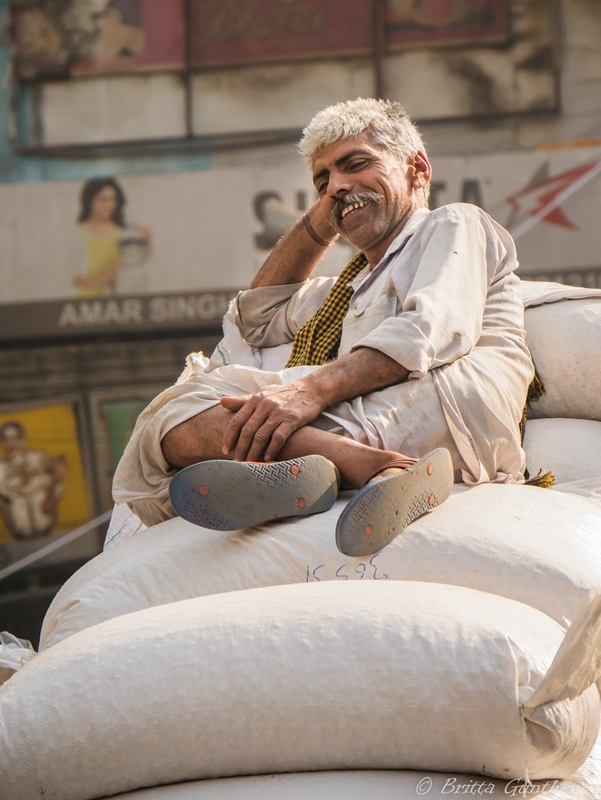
[2, 284, 601, 800]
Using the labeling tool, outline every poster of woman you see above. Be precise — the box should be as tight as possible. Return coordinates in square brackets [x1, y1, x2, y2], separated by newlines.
[74, 177, 151, 298]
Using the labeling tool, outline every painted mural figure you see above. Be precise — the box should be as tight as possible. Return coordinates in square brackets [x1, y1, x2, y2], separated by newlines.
[0, 422, 69, 539]
[74, 177, 151, 298]
[87, 1, 145, 61]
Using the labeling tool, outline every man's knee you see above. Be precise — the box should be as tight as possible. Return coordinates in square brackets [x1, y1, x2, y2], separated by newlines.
[161, 404, 232, 469]
[162, 417, 205, 469]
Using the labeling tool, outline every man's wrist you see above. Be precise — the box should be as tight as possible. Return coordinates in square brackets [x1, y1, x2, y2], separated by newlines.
[298, 366, 342, 410]
[305, 205, 339, 245]
[302, 215, 330, 247]
[297, 349, 410, 410]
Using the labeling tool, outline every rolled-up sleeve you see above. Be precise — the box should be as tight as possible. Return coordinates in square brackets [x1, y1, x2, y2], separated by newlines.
[351, 206, 502, 378]
[236, 276, 335, 348]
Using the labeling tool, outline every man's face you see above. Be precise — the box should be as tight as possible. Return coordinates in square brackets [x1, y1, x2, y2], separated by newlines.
[0, 427, 25, 456]
[312, 133, 417, 253]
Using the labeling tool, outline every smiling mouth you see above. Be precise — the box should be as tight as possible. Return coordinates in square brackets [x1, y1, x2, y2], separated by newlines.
[332, 192, 381, 225]
[341, 200, 368, 219]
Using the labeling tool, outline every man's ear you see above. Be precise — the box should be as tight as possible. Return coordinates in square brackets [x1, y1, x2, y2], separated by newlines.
[409, 150, 432, 191]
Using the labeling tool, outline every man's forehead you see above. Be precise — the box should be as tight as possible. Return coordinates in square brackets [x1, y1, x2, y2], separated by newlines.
[311, 135, 387, 176]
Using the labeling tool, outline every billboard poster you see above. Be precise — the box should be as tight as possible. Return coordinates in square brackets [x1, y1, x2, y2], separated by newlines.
[0, 403, 91, 546]
[104, 400, 151, 471]
[1, 144, 601, 343]
[429, 147, 601, 288]
[14, 0, 510, 77]
[0, 163, 354, 341]
[190, 0, 509, 67]
[385, 0, 510, 49]
[190, 0, 372, 66]
[14, 0, 184, 79]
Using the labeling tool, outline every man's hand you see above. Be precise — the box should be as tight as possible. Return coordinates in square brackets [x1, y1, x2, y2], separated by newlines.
[220, 381, 325, 462]
[251, 200, 338, 289]
[219, 348, 410, 463]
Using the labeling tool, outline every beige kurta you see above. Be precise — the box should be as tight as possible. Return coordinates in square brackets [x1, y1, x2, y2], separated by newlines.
[114, 204, 533, 527]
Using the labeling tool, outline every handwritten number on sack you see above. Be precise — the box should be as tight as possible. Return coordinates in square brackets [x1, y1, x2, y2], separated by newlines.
[306, 558, 388, 581]
[370, 553, 388, 580]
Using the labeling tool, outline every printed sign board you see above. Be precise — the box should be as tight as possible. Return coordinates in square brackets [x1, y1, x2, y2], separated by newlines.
[1, 145, 601, 342]
[14, 0, 510, 77]
[14, 0, 184, 79]
[429, 147, 601, 287]
[190, 0, 373, 66]
[87, 386, 167, 510]
[0, 165, 353, 341]
[385, 0, 510, 49]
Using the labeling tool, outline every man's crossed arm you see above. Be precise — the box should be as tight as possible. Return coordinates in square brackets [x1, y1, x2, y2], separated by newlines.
[221, 347, 409, 462]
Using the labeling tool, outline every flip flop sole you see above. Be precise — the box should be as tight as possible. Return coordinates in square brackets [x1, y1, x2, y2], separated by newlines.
[169, 456, 338, 531]
[335, 448, 454, 558]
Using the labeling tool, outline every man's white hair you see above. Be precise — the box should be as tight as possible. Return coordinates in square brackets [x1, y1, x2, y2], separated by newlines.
[299, 98, 427, 166]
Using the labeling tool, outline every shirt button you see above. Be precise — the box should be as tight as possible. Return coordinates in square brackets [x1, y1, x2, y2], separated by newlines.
[354, 308, 365, 317]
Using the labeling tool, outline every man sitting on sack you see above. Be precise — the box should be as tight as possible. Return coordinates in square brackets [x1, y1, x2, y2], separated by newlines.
[114, 98, 534, 558]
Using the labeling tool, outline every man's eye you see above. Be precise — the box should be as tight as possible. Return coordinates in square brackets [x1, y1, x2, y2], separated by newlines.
[349, 160, 368, 170]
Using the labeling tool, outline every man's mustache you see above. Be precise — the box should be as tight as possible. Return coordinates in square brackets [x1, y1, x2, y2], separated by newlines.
[330, 192, 381, 225]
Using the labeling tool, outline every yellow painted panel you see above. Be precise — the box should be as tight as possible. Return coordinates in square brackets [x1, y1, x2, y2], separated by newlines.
[0, 404, 90, 543]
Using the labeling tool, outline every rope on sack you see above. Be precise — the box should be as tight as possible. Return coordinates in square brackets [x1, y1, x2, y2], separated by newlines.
[521, 361, 555, 488]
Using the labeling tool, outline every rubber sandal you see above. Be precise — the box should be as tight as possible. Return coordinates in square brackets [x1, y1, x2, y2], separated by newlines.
[169, 455, 339, 531]
[335, 448, 453, 558]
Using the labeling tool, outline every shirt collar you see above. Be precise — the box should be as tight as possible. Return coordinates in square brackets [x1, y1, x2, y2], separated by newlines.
[349, 207, 431, 291]
[379, 207, 431, 264]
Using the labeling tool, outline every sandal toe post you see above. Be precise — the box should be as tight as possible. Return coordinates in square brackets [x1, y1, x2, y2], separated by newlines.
[335, 448, 453, 558]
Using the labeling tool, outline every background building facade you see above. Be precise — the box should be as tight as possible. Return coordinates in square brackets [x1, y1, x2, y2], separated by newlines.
[1, 0, 600, 641]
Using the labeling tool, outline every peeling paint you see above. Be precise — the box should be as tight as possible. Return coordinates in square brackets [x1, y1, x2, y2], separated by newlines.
[444, 55, 504, 116]
[517, 45, 555, 72]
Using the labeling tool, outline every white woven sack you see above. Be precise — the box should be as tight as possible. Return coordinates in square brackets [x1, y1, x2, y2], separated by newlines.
[525, 299, 601, 421]
[524, 419, 601, 485]
[3, 582, 601, 800]
[41, 484, 601, 651]
[102, 771, 594, 799]
[573, 721, 601, 799]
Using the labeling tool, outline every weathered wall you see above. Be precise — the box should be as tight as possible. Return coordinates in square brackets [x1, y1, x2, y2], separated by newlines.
[422, 0, 601, 155]
[42, 73, 187, 145]
[32, 0, 561, 144]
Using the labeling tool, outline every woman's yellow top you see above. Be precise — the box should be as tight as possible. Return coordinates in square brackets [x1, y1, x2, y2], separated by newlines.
[77, 227, 121, 298]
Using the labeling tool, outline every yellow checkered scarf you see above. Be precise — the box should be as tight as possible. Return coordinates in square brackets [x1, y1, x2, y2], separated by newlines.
[285, 252, 369, 368]
[284, 251, 553, 487]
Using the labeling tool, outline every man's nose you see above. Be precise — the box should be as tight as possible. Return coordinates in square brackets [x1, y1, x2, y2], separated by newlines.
[327, 171, 354, 197]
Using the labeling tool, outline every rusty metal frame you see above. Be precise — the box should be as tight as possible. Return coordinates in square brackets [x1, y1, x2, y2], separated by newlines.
[182, 0, 194, 139]
[372, 0, 386, 99]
